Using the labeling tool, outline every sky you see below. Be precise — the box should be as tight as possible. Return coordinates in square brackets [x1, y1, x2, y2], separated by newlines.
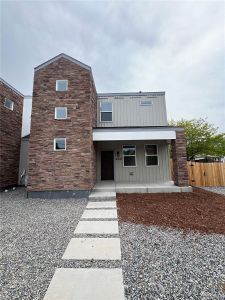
[1, 0, 225, 135]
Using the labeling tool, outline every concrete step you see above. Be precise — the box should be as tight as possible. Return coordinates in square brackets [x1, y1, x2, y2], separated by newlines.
[88, 191, 116, 201]
[93, 187, 116, 192]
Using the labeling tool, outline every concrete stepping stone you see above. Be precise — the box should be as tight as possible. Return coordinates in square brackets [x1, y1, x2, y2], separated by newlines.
[88, 191, 116, 201]
[74, 220, 119, 234]
[62, 238, 121, 260]
[44, 268, 125, 300]
[86, 201, 116, 209]
[81, 209, 117, 219]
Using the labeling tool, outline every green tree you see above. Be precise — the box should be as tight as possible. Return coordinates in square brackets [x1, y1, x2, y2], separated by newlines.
[169, 118, 225, 160]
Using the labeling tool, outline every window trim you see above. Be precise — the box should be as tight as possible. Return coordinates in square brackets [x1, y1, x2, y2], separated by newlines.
[55, 107, 67, 120]
[4, 98, 14, 111]
[144, 144, 159, 167]
[56, 80, 68, 92]
[54, 138, 67, 151]
[100, 102, 113, 123]
[122, 145, 137, 167]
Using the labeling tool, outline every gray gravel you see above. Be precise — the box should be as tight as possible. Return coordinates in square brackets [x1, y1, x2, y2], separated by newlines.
[120, 222, 225, 300]
[201, 186, 225, 196]
[2, 188, 225, 299]
[0, 188, 88, 300]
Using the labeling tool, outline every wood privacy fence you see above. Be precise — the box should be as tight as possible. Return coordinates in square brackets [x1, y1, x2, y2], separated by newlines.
[170, 160, 225, 186]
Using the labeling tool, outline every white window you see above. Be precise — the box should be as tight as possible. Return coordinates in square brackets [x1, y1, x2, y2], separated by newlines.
[145, 145, 159, 166]
[140, 99, 153, 106]
[123, 145, 136, 167]
[55, 107, 67, 119]
[4, 98, 14, 110]
[56, 80, 68, 91]
[54, 138, 66, 151]
[100, 102, 112, 122]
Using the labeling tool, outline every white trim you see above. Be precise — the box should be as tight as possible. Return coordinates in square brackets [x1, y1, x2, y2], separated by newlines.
[100, 101, 113, 123]
[56, 80, 68, 92]
[93, 128, 176, 141]
[144, 144, 159, 167]
[55, 107, 67, 119]
[54, 138, 66, 151]
[122, 145, 137, 167]
[4, 98, 14, 111]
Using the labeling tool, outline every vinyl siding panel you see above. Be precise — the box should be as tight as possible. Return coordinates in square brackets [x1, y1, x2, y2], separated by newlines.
[97, 94, 167, 127]
[96, 140, 171, 183]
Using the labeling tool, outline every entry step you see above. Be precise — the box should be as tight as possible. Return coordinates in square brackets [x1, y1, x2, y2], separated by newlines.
[88, 191, 116, 201]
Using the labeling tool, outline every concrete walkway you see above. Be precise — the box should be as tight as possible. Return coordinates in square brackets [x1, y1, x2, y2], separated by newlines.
[43, 195, 125, 300]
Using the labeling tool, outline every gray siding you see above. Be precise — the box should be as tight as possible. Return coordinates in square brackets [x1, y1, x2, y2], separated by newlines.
[96, 140, 171, 183]
[97, 93, 167, 127]
[18, 138, 29, 185]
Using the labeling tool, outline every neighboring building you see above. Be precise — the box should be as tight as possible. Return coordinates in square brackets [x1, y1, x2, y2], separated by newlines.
[27, 53, 189, 197]
[193, 156, 224, 163]
[0, 78, 24, 189]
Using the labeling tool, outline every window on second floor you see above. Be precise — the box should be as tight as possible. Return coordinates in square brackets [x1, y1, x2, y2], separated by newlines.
[4, 98, 14, 111]
[100, 102, 112, 122]
[55, 107, 67, 119]
[54, 138, 66, 151]
[56, 80, 68, 91]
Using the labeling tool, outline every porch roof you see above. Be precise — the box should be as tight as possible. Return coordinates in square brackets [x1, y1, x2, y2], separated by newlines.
[93, 126, 180, 141]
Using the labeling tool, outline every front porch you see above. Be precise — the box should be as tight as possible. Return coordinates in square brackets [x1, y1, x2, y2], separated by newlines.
[92, 126, 191, 195]
[89, 181, 192, 199]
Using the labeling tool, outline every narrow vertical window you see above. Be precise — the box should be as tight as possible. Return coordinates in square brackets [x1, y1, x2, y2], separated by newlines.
[145, 145, 158, 166]
[54, 138, 66, 151]
[100, 102, 112, 122]
[123, 145, 136, 167]
[56, 80, 68, 91]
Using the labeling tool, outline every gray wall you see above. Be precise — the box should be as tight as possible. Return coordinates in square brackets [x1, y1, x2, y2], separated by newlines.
[97, 93, 167, 127]
[18, 138, 29, 185]
[96, 140, 171, 183]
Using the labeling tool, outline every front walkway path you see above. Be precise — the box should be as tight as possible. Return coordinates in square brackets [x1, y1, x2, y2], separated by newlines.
[43, 197, 125, 299]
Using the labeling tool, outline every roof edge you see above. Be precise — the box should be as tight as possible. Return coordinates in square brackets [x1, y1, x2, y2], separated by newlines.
[34, 53, 91, 72]
[93, 126, 184, 131]
[97, 92, 165, 97]
[0, 78, 24, 97]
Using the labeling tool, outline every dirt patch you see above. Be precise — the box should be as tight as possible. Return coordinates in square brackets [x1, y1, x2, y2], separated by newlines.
[117, 188, 225, 235]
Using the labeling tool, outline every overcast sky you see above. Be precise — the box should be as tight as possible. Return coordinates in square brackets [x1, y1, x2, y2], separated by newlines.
[1, 0, 225, 133]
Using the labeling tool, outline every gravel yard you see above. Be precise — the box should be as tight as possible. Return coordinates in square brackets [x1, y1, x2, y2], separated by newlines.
[0, 188, 87, 300]
[1, 187, 225, 299]
[118, 188, 225, 299]
[120, 223, 225, 299]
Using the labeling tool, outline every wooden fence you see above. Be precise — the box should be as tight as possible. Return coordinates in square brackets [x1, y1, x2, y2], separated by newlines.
[170, 161, 225, 186]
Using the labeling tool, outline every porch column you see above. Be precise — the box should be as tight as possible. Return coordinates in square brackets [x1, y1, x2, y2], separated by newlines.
[171, 130, 189, 186]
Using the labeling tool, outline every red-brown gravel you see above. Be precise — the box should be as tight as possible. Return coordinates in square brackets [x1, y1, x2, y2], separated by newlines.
[117, 188, 225, 234]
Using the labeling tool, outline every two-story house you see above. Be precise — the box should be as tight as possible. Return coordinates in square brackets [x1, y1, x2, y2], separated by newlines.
[27, 53, 190, 198]
[0, 78, 24, 189]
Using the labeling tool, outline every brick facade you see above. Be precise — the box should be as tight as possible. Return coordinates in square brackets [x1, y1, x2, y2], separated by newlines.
[27, 57, 97, 192]
[171, 130, 189, 186]
[0, 80, 23, 189]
